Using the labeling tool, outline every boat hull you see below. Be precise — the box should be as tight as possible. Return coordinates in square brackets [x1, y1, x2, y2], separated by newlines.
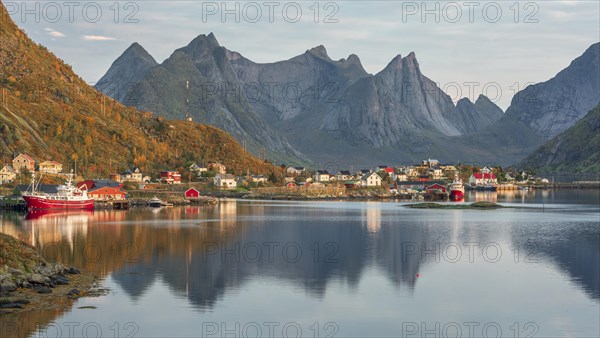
[450, 189, 465, 201]
[23, 195, 95, 210]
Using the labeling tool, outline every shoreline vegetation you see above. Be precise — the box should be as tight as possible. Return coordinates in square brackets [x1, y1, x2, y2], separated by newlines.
[0, 233, 101, 314]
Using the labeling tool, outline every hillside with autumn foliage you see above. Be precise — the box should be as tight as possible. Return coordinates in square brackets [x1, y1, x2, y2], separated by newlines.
[0, 1, 271, 178]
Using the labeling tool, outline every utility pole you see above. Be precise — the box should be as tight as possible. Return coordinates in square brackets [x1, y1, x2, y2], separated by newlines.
[185, 80, 192, 121]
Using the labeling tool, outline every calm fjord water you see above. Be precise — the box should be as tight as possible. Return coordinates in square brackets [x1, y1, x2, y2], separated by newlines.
[1, 190, 599, 337]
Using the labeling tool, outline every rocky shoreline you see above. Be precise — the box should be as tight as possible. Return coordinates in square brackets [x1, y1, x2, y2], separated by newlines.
[0, 233, 101, 313]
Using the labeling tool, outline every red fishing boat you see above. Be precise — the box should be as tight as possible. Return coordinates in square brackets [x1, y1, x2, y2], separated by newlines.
[22, 173, 94, 210]
[449, 172, 465, 201]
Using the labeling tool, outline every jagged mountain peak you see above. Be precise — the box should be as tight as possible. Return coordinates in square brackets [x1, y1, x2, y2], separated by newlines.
[179, 33, 221, 60]
[95, 41, 158, 101]
[474, 94, 496, 106]
[307, 45, 330, 59]
[346, 54, 361, 64]
[121, 42, 157, 63]
[456, 97, 473, 105]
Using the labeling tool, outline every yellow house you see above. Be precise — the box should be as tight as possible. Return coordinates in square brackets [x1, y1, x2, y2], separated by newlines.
[0, 165, 16, 183]
[39, 160, 63, 174]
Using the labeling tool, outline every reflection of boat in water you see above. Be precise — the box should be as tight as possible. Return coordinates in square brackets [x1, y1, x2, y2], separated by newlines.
[23, 172, 94, 210]
[25, 209, 94, 221]
[449, 172, 465, 201]
[148, 196, 173, 207]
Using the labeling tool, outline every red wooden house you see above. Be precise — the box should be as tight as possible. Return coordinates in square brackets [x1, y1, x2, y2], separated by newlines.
[160, 171, 181, 184]
[425, 183, 447, 193]
[88, 186, 126, 200]
[185, 188, 200, 198]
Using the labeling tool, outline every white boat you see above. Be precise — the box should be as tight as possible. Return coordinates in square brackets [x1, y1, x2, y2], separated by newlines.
[148, 196, 173, 207]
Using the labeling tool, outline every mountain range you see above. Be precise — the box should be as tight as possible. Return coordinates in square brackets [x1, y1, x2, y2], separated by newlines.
[0, 1, 271, 177]
[100, 34, 557, 167]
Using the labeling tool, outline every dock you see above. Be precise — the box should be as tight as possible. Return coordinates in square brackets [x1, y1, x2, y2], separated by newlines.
[94, 200, 130, 209]
[0, 196, 27, 211]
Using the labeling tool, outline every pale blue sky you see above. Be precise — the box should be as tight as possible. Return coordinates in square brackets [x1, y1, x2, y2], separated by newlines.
[6, 0, 600, 109]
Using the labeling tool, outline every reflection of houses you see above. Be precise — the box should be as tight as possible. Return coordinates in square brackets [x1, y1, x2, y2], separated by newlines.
[39, 160, 63, 174]
[0, 165, 16, 183]
[364, 205, 381, 233]
[12, 153, 35, 173]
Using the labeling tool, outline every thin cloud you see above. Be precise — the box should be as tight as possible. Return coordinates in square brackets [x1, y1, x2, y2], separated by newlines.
[44, 28, 65, 38]
[83, 35, 116, 41]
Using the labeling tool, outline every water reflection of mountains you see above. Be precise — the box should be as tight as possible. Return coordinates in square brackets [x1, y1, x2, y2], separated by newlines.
[1, 202, 598, 310]
[511, 222, 600, 300]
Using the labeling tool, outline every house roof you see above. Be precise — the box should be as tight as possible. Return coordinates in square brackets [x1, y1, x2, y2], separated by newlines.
[472, 173, 497, 179]
[216, 174, 235, 180]
[1, 165, 16, 173]
[292, 166, 305, 170]
[361, 172, 381, 180]
[185, 188, 200, 193]
[384, 168, 394, 173]
[338, 170, 352, 175]
[89, 186, 125, 194]
[316, 170, 330, 175]
[40, 160, 62, 166]
[14, 153, 35, 163]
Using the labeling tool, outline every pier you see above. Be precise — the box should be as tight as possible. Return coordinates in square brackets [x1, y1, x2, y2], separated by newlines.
[0, 196, 27, 211]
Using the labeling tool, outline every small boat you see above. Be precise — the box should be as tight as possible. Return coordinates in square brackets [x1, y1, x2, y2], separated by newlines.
[148, 196, 164, 207]
[449, 171, 465, 201]
[148, 196, 173, 207]
[23, 172, 94, 210]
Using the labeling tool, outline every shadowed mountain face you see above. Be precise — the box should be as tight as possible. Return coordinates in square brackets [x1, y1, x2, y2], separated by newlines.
[94, 43, 158, 102]
[448, 96, 505, 135]
[518, 104, 600, 174]
[505, 42, 600, 139]
[97, 34, 599, 167]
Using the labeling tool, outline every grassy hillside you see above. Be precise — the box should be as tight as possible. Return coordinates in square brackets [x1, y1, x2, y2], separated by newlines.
[0, 1, 271, 178]
[518, 104, 600, 174]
